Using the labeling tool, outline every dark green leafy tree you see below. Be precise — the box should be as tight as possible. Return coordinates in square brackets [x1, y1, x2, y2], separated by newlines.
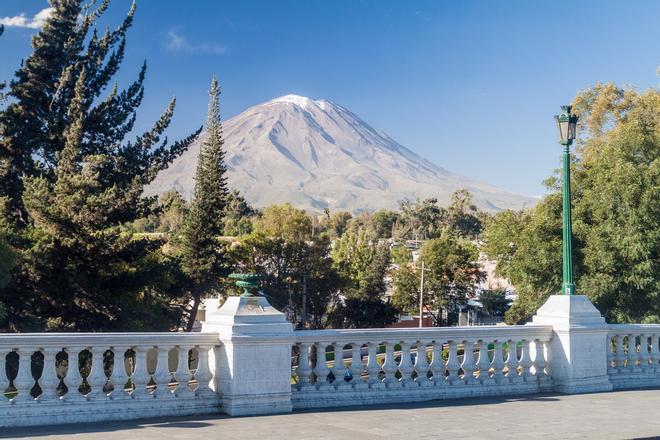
[229, 204, 342, 328]
[223, 190, 256, 236]
[445, 189, 483, 239]
[329, 223, 398, 328]
[484, 83, 659, 324]
[392, 229, 484, 326]
[478, 288, 511, 318]
[179, 76, 230, 331]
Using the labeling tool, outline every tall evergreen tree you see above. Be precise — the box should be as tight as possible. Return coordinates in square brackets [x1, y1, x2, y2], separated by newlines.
[0, 1, 200, 331]
[1, 1, 197, 226]
[180, 76, 230, 331]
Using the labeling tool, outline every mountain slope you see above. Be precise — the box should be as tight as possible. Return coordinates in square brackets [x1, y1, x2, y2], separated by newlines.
[148, 95, 536, 212]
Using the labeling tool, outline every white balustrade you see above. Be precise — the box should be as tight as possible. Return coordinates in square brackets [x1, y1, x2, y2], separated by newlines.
[0, 333, 221, 428]
[607, 325, 660, 390]
[7, 309, 660, 426]
[291, 325, 553, 409]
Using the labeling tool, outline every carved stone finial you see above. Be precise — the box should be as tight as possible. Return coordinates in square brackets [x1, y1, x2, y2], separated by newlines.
[228, 273, 262, 298]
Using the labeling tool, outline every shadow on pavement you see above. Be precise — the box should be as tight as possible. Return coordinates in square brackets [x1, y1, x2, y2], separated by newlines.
[3, 416, 221, 439]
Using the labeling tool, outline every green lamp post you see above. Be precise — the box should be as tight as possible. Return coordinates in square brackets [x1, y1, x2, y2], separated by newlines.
[554, 105, 579, 295]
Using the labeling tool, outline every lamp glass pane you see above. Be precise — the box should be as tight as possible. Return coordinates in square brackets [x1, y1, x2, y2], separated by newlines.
[568, 119, 577, 140]
[559, 120, 569, 142]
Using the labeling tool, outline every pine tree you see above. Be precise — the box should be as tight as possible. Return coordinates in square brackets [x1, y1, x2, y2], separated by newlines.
[0, 1, 200, 330]
[1, 0, 198, 226]
[180, 76, 230, 331]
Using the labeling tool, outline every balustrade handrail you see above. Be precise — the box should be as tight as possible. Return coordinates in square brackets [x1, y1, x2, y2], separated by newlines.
[607, 324, 660, 333]
[293, 324, 553, 344]
[0, 332, 220, 349]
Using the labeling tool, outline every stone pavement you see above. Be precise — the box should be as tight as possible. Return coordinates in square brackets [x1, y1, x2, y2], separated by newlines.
[5, 389, 660, 440]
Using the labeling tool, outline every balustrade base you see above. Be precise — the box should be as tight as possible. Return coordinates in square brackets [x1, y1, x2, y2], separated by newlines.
[221, 391, 292, 416]
[0, 395, 221, 428]
[553, 375, 613, 394]
[291, 380, 542, 410]
[609, 372, 660, 390]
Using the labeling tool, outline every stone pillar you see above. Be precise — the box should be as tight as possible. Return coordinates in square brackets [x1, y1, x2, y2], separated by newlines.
[201, 296, 294, 416]
[529, 295, 613, 394]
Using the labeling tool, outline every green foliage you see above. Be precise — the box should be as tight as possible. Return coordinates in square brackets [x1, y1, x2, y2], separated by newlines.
[229, 204, 342, 329]
[329, 222, 398, 328]
[392, 230, 484, 325]
[478, 289, 511, 318]
[397, 198, 443, 240]
[156, 191, 189, 233]
[394, 190, 483, 241]
[322, 210, 352, 239]
[223, 190, 256, 236]
[391, 263, 419, 314]
[390, 245, 412, 265]
[484, 83, 659, 324]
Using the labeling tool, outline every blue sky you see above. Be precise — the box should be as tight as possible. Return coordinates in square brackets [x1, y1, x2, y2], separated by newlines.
[1, 0, 658, 196]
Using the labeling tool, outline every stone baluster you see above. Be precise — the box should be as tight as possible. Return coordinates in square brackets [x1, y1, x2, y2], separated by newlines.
[505, 339, 519, 381]
[382, 341, 399, 386]
[414, 341, 431, 386]
[12, 348, 35, 403]
[606, 335, 615, 374]
[194, 345, 214, 396]
[519, 340, 533, 381]
[37, 347, 61, 401]
[614, 334, 626, 372]
[490, 340, 505, 384]
[639, 334, 650, 372]
[429, 340, 445, 385]
[446, 340, 460, 383]
[0, 351, 8, 403]
[626, 335, 638, 371]
[175, 345, 194, 397]
[153, 345, 174, 398]
[332, 342, 348, 388]
[461, 339, 476, 385]
[365, 342, 382, 388]
[296, 342, 314, 390]
[650, 334, 659, 371]
[63, 347, 84, 401]
[313, 342, 331, 390]
[476, 340, 491, 384]
[109, 347, 129, 399]
[398, 341, 415, 387]
[87, 347, 108, 400]
[131, 345, 153, 399]
[349, 343, 366, 388]
[533, 339, 548, 378]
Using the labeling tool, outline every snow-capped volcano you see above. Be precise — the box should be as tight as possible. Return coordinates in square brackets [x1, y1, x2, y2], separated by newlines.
[148, 94, 536, 212]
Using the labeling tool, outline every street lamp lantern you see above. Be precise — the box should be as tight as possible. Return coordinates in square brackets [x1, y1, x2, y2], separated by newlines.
[554, 105, 578, 145]
[554, 105, 579, 295]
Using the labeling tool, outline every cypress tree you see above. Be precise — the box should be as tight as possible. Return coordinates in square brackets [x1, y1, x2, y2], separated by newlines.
[180, 76, 230, 331]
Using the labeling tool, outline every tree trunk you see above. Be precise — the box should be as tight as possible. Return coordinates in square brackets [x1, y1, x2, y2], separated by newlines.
[185, 292, 202, 332]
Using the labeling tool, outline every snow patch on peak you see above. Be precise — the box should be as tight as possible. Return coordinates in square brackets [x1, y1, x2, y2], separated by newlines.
[271, 94, 315, 108]
[270, 94, 337, 111]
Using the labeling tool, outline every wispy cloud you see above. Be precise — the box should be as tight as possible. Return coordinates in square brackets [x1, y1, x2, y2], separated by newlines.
[0, 7, 53, 29]
[166, 29, 226, 55]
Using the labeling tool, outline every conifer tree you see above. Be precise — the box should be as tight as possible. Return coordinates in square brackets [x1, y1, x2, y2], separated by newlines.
[1, 0, 198, 226]
[0, 1, 200, 330]
[180, 76, 230, 331]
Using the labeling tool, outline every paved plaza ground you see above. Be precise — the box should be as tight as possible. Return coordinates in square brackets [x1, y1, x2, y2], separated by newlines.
[5, 389, 660, 440]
